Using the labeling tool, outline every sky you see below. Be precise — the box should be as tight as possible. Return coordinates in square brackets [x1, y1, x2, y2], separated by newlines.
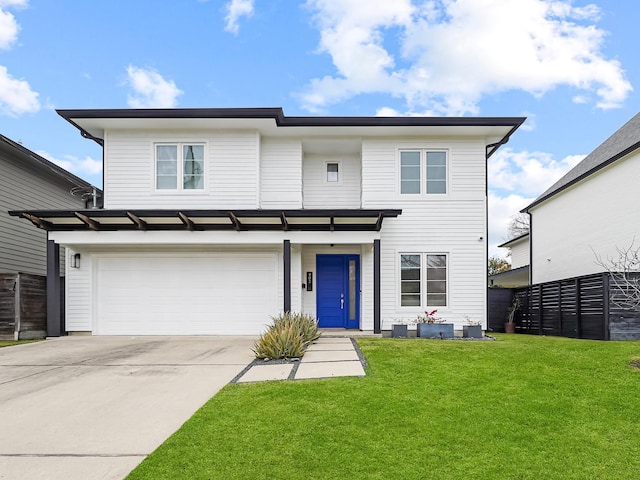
[1, 0, 639, 259]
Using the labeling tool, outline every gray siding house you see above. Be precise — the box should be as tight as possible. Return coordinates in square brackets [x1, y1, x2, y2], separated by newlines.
[1, 134, 99, 273]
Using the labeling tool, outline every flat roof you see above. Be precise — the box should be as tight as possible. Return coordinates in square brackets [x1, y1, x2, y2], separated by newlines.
[57, 107, 525, 158]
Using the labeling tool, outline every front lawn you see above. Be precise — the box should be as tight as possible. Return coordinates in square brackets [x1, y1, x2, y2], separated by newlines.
[128, 335, 640, 479]
[0, 339, 40, 348]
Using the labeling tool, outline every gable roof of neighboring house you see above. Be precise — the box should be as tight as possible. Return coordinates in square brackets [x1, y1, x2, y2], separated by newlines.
[523, 112, 640, 212]
[0, 133, 98, 194]
[498, 232, 529, 249]
[57, 107, 525, 158]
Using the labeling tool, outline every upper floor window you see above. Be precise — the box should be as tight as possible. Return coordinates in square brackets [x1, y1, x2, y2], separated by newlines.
[400, 150, 447, 195]
[156, 143, 205, 191]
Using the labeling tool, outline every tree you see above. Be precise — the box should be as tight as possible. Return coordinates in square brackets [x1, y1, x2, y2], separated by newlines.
[593, 240, 640, 310]
[488, 255, 511, 276]
[507, 212, 530, 239]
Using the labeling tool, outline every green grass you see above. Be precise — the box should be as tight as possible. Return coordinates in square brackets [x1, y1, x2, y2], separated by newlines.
[127, 335, 640, 479]
[0, 339, 40, 348]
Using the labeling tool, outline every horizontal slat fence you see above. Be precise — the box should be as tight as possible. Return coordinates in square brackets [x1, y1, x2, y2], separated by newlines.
[491, 272, 640, 340]
[512, 274, 608, 340]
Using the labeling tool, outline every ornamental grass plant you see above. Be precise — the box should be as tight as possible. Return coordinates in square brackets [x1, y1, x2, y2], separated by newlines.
[252, 312, 320, 360]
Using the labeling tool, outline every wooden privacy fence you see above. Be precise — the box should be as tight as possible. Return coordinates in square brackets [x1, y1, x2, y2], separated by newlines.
[488, 272, 640, 341]
[0, 273, 48, 340]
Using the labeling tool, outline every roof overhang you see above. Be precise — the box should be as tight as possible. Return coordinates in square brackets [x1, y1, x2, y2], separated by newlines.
[498, 232, 530, 248]
[56, 108, 525, 157]
[9, 209, 402, 233]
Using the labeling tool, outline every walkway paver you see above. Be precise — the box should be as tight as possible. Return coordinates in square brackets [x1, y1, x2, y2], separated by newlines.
[235, 337, 366, 383]
[295, 360, 365, 379]
[236, 363, 293, 383]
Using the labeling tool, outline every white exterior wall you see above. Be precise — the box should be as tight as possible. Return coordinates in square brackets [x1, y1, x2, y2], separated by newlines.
[530, 151, 640, 284]
[103, 129, 260, 209]
[362, 138, 488, 329]
[509, 237, 530, 269]
[65, 248, 92, 331]
[303, 154, 361, 208]
[260, 138, 302, 208]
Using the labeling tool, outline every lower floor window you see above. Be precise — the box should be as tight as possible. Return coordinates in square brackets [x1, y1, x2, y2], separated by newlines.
[400, 253, 447, 307]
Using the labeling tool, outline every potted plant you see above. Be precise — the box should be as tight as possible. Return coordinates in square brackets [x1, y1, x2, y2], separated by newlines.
[415, 310, 454, 339]
[505, 296, 520, 333]
[463, 316, 483, 338]
[391, 319, 408, 338]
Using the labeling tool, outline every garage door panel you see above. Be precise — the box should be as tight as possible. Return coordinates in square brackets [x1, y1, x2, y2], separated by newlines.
[96, 253, 277, 335]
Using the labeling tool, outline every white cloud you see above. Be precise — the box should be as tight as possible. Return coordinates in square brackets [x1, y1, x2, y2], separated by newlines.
[301, 0, 632, 114]
[488, 191, 534, 258]
[0, 65, 39, 116]
[0, 0, 27, 49]
[126, 65, 183, 108]
[36, 150, 102, 177]
[489, 147, 584, 197]
[224, 0, 254, 34]
[0, 7, 19, 49]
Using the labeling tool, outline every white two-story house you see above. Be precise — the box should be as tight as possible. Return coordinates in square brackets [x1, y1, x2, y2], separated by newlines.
[11, 108, 523, 336]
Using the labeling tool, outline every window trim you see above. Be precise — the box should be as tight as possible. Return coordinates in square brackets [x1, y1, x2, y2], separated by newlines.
[324, 160, 341, 184]
[154, 142, 207, 192]
[398, 252, 448, 309]
[398, 149, 448, 196]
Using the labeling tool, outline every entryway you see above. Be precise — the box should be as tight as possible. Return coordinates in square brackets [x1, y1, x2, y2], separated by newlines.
[316, 254, 360, 329]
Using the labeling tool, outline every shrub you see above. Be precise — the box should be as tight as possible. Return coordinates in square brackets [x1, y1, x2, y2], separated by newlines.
[252, 312, 321, 360]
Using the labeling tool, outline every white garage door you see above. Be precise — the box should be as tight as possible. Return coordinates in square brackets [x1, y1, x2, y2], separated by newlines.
[95, 253, 278, 335]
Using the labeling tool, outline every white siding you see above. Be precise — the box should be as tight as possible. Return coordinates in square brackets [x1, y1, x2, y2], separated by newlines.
[303, 154, 361, 208]
[530, 151, 640, 284]
[509, 237, 530, 269]
[65, 248, 92, 331]
[260, 139, 302, 208]
[362, 138, 488, 329]
[104, 129, 260, 209]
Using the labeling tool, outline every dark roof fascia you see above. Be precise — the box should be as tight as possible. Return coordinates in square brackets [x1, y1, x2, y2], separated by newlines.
[57, 107, 525, 127]
[57, 108, 525, 148]
[486, 121, 525, 159]
[0, 133, 98, 191]
[497, 232, 530, 248]
[522, 139, 640, 212]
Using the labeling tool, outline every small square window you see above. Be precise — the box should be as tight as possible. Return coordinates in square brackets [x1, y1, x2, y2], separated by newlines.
[327, 163, 339, 182]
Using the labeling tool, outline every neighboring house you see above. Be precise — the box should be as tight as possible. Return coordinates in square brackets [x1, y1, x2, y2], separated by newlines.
[489, 233, 530, 287]
[11, 108, 523, 336]
[0, 133, 98, 275]
[523, 112, 640, 285]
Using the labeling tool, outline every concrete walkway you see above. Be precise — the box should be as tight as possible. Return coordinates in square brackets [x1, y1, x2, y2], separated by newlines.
[236, 337, 366, 383]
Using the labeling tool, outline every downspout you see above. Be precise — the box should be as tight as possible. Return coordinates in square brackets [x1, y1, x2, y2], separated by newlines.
[80, 128, 104, 209]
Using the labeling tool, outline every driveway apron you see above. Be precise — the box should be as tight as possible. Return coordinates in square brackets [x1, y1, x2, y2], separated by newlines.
[0, 336, 255, 480]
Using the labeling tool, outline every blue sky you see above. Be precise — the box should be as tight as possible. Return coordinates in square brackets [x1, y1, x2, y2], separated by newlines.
[1, 0, 639, 258]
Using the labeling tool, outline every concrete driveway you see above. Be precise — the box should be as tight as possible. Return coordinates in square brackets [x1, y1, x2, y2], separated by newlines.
[0, 336, 255, 480]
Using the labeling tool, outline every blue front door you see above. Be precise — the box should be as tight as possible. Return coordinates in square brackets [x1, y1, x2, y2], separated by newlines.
[316, 254, 360, 329]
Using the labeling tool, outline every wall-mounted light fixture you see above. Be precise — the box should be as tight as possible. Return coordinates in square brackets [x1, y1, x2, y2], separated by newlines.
[71, 253, 81, 269]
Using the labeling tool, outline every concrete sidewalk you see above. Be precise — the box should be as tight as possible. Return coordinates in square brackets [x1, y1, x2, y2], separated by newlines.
[236, 337, 366, 383]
